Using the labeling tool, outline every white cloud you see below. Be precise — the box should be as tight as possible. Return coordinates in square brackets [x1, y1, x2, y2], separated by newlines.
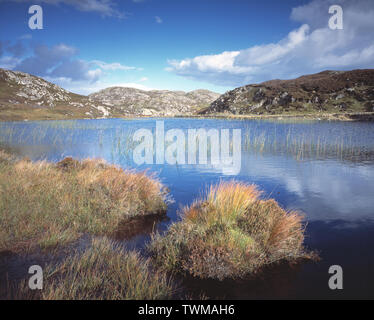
[1, 0, 126, 18]
[0, 56, 21, 69]
[12, 44, 94, 82]
[155, 16, 163, 24]
[69, 76, 155, 95]
[61, 80, 156, 95]
[167, 0, 374, 87]
[91, 60, 140, 71]
[110, 82, 155, 91]
[3, 42, 142, 94]
[19, 34, 32, 40]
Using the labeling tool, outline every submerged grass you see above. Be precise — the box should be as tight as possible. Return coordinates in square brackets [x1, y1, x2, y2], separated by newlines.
[8, 238, 175, 300]
[149, 181, 315, 280]
[242, 126, 373, 162]
[0, 151, 168, 253]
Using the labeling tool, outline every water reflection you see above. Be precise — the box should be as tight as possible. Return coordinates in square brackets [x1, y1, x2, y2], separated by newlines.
[1, 118, 374, 298]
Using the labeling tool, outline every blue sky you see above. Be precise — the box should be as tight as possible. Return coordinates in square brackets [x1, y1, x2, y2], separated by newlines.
[0, 0, 373, 95]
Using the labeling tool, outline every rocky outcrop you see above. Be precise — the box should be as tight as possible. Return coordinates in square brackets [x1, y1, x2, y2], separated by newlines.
[0, 68, 115, 120]
[88, 87, 220, 116]
[0, 68, 219, 120]
[3, 67, 372, 121]
[200, 70, 374, 115]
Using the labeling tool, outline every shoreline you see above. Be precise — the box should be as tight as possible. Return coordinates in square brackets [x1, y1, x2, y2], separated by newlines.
[179, 112, 374, 122]
[1, 111, 374, 123]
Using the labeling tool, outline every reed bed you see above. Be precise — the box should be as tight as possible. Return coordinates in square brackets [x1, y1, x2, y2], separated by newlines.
[1, 120, 373, 165]
[242, 126, 372, 162]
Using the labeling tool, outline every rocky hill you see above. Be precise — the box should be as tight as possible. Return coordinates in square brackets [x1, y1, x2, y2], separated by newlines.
[0, 68, 118, 121]
[0, 68, 219, 121]
[2, 68, 373, 121]
[199, 70, 374, 116]
[88, 87, 220, 116]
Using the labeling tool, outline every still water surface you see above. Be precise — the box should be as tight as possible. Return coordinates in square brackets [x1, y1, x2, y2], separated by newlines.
[1, 117, 373, 299]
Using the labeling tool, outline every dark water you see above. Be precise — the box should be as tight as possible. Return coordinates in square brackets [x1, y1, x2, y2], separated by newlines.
[1, 117, 374, 299]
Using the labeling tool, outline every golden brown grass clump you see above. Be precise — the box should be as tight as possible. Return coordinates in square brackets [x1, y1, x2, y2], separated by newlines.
[8, 238, 175, 300]
[0, 153, 168, 253]
[149, 181, 314, 280]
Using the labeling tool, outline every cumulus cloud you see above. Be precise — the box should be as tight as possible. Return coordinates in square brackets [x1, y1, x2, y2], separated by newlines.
[1, 42, 140, 89]
[1, 40, 28, 59]
[91, 60, 140, 71]
[50, 59, 103, 82]
[62, 74, 155, 95]
[0, 56, 21, 69]
[103, 82, 155, 91]
[167, 0, 374, 87]
[61, 80, 156, 96]
[19, 34, 32, 40]
[5, 41, 27, 58]
[15, 44, 80, 77]
[1, 0, 125, 18]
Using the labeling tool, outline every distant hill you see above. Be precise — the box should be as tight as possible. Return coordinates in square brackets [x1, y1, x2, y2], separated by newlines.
[1, 68, 373, 121]
[88, 87, 220, 116]
[0, 68, 219, 121]
[199, 70, 374, 116]
[0, 68, 115, 121]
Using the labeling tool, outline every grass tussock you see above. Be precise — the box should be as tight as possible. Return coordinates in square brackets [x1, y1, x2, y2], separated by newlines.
[149, 181, 314, 280]
[9, 238, 175, 300]
[0, 152, 168, 253]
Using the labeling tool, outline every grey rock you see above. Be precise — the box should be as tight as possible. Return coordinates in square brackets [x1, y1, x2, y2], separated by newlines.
[89, 87, 220, 116]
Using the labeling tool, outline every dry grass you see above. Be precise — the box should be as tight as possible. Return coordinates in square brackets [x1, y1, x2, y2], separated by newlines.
[8, 238, 175, 300]
[0, 152, 168, 253]
[149, 181, 315, 280]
